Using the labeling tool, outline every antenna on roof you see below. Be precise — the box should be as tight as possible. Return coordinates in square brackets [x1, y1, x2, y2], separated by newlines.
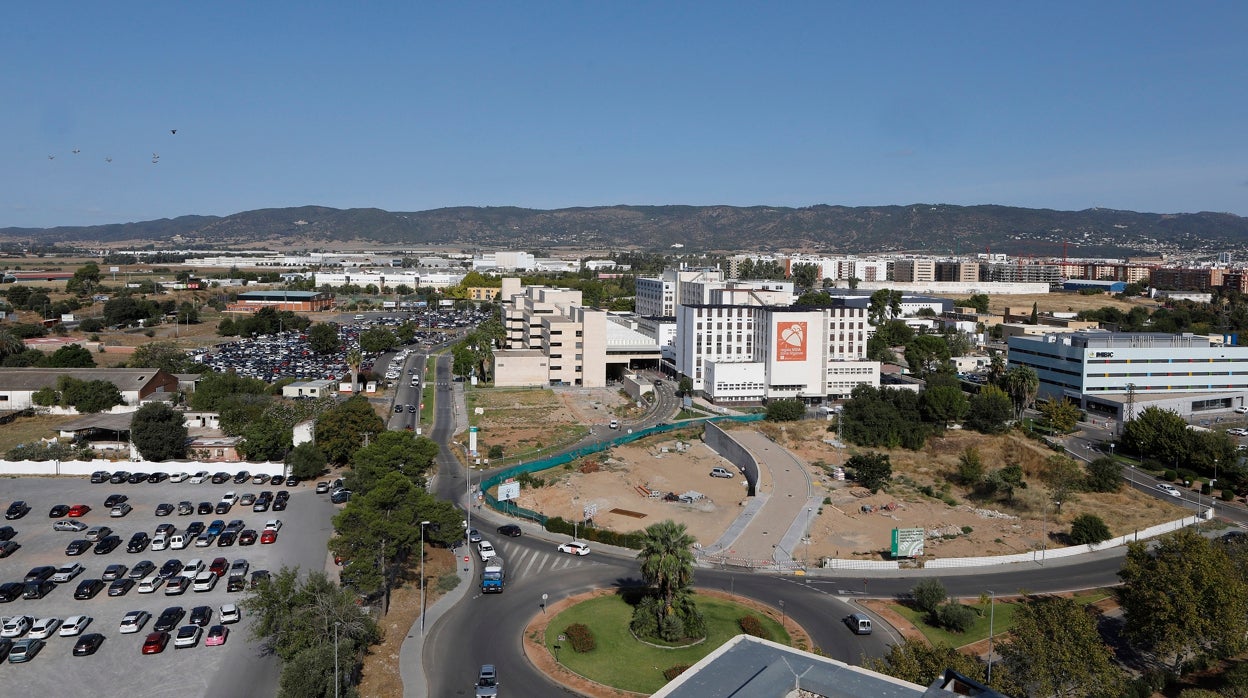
[779, 656, 814, 692]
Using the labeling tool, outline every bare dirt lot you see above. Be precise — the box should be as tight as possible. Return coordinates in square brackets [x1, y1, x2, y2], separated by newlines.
[466, 386, 646, 464]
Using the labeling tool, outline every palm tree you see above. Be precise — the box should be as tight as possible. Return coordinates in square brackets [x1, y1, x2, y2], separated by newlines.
[0, 329, 23, 359]
[1002, 366, 1039, 420]
[638, 520, 696, 616]
[345, 347, 362, 394]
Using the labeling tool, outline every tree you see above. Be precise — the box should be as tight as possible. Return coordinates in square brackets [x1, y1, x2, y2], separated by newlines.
[56, 377, 123, 413]
[1030, 302, 1039, 324]
[1038, 399, 1081, 433]
[66, 262, 101, 296]
[911, 578, 947, 619]
[358, 327, 397, 354]
[307, 323, 340, 354]
[956, 447, 984, 485]
[315, 396, 385, 466]
[868, 289, 903, 326]
[1085, 457, 1122, 493]
[286, 442, 328, 480]
[243, 566, 379, 698]
[1001, 366, 1039, 420]
[904, 335, 951, 379]
[920, 383, 969, 427]
[847, 452, 891, 492]
[677, 376, 693, 396]
[790, 262, 820, 290]
[130, 402, 189, 461]
[1000, 596, 1125, 697]
[239, 414, 293, 462]
[966, 385, 1013, 434]
[43, 344, 95, 368]
[960, 293, 990, 313]
[1118, 528, 1248, 673]
[1069, 514, 1112, 545]
[637, 520, 696, 617]
[190, 371, 269, 411]
[1122, 406, 1191, 466]
[1042, 454, 1084, 512]
[347, 430, 439, 493]
[345, 349, 362, 393]
[865, 638, 995, 688]
[764, 399, 805, 421]
[128, 341, 196, 374]
[0, 330, 23, 360]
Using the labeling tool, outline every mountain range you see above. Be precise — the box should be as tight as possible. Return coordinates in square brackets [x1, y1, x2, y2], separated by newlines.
[4, 204, 1246, 257]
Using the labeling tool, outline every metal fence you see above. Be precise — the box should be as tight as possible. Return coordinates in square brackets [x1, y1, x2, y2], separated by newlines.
[480, 414, 764, 519]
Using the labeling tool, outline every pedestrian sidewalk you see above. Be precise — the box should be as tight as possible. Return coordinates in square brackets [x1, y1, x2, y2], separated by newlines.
[398, 543, 475, 698]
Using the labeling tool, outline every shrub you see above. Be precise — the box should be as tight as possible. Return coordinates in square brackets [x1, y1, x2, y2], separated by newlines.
[738, 615, 772, 641]
[487, 444, 504, 459]
[565, 623, 596, 653]
[629, 596, 661, 639]
[1222, 489, 1236, 501]
[1085, 457, 1123, 492]
[1163, 470, 1178, 482]
[765, 399, 805, 422]
[937, 603, 977, 633]
[663, 665, 692, 681]
[1069, 514, 1112, 545]
[435, 572, 460, 593]
[912, 579, 947, 617]
[960, 525, 973, 535]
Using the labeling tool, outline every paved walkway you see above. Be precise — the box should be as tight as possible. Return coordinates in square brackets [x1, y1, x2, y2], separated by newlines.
[398, 541, 474, 698]
[702, 430, 816, 563]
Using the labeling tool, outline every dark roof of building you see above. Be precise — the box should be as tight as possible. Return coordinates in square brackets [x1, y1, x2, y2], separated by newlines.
[0, 368, 172, 392]
[57, 411, 135, 433]
[237, 290, 328, 300]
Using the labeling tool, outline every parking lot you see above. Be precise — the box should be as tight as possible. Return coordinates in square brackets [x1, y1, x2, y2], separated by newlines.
[0, 473, 337, 697]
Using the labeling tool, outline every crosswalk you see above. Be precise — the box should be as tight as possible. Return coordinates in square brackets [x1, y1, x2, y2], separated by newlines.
[485, 540, 600, 585]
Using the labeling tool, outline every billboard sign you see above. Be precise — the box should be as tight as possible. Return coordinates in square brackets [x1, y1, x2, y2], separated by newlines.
[776, 321, 807, 362]
[497, 480, 521, 502]
[891, 527, 925, 558]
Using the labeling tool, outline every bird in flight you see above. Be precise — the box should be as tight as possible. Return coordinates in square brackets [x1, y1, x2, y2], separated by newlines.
[104, 157, 112, 163]
[170, 129, 177, 135]
[72, 148, 80, 154]
[47, 155, 54, 160]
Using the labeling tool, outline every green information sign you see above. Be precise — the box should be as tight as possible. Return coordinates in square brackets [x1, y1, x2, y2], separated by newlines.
[891, 527, 925, 558]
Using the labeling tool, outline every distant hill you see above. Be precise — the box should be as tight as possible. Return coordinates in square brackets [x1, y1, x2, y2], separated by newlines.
[4, 204, 1247, 256]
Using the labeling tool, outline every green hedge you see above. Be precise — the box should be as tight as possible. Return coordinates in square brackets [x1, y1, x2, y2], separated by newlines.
[545, 516, 646, 549]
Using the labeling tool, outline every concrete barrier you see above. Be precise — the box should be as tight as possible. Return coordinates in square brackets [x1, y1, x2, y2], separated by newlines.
[703, 421, 760, 496]
[0, 459, 287, 478]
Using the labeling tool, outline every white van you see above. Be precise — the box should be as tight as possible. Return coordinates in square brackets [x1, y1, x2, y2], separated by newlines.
[168, 534, 188, 550]
[843, 613, 872, 635]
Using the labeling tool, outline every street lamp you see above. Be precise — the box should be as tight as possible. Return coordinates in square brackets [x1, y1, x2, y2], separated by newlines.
[419, 520, 431, 635]
[542, 593, 548, 614]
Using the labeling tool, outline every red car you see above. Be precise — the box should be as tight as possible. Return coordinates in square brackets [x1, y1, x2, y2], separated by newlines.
[260, 530, 277, 545]
[209, 557, 229, 577]
[142, 631, 170, 654]
[67, 504, 91, 517]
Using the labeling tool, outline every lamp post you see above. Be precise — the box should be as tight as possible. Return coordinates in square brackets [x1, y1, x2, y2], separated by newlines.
[334, 621, 341, 698]
[986, 591, 996, 683]
[542, 593, 548, 614]
[419, 520, 431, 635]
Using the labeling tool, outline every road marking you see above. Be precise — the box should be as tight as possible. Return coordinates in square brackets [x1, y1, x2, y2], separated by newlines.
[523, 551, 543, 577]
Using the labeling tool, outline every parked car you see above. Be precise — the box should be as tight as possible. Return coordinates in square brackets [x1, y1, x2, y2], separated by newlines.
[59, 614, 92, 636]
[110, 503, 133, 518]
[67, 504, 91, 517]
[107, 578, 135, 597]
[0, 541, 20, 558]
[103, 494, 127, 508]
[51, 563, 85, 583]
[127, 532, 151, 553]
[74, 579, 105, 599]
[53, 520, 87, 532]
[204, 624, 228, 646]
[5, 501, 31, 520]
[48, 504, 70, 518]
[93, 535, 122, 555]
[142, 631, 169, 654]
[8, 638, 44, 663]
[102, 563, 128, 581]
[73, 633, 104, 656]
[155, 503, 175, 517]
[119, 610, 152, 634]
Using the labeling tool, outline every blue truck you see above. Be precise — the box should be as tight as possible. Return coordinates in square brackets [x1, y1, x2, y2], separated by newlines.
[481, 560, 504, 593]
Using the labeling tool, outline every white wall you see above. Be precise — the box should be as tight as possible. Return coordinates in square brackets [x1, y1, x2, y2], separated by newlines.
[0, 459, 287, 477]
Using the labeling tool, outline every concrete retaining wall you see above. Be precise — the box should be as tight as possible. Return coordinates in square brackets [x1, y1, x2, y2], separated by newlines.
[703, 421, 759, 496]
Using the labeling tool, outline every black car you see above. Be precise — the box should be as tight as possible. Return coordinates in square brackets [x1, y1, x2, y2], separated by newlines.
[90, 471, 109, 484]
[198, 502, 214, 515]
[215, 502, 232, 515]
[0, 540, 18, 558]
[157, 560, 184, 580]
[0, 582, 24, 602]
[127, 532, 151, 553]
[233, 472, 251, 485]
[0, 526, 16, 542]
[270, 475, 284, 486]
[109, 471, 129, 484]
[154, 606, 185, 632]
[127, 472, 149, 484]
[189, 605, 212, 626]
[275, 490, 290, 501]
[226, 575, 246, 592]
[127, 560, 156, 580]
[104, 494, 127, 508]
[74, 578, 105, 599]
[23, 579, 55, 599]
[185, 521, 206, 537]
[211, 472, 231, 485]
[147, 472, 169, 484]
[102, 563, 128, 581]
[48, 504, 70, 518]
[394, 404, 404, 413]
[238, 530, 258, 546]
[5, 501, 30, 520]
[73, 633, 105, 656]
[249, 570, 270, 588]
[285, 476, 299, 487]
[407, 404, 417, 413]
[216, 531, 238, 547]
[93, 535, 121, 555]
[155, 503, 174, 517]
[272, 498, 287, 512]
[24, 566, 55, 583]
[66, 539, 92, 556]
[107, 578, 135, 597]
[0, 638, 11, 661]
[330, 490, 351, 504]
[497, 524, 522, 537]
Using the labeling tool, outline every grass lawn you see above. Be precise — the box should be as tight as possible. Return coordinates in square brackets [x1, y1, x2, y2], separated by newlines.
[544, 593, 789, 694]
[888, 589, 1113, 649]
[0, 413, 79, 454]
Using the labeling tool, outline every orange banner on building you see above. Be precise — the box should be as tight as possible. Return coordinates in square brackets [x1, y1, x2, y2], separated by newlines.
[776, 321, 807, 362]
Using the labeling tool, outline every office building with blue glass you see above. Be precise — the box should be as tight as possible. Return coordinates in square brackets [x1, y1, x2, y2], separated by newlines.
[1007, 331, 1248, 420]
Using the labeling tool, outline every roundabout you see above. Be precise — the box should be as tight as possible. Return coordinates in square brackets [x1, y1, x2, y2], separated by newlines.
[524, 588, 813, 697]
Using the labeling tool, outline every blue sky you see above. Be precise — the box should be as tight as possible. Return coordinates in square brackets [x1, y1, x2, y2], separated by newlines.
[3, 2, 1246, 228]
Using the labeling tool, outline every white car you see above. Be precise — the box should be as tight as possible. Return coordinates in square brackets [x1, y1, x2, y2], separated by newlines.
[219, 604, 240, 624]
[182, 559, 206, 578]
[27, 617, 61, 640]
[558, 541, 591, 556]
[220, 492, 238, 506]
[51, 563, 86, 583]
[1, 615, 33, 638]
[137, 575, 165, 594]
[1235, 406, 1248, 414]
[119, 610, 151, 634]
[263, 519, 283, 532]
[168, 472, 189, 483]
[477, 541, 496, 562]
[151, 536, 170, 552]
[192, 571, 218, 592]
[174, 624, 203, 648]
[1157, 483, 1183, 498]
[58, 614, 92, 637]
[188, 471, 211, 484]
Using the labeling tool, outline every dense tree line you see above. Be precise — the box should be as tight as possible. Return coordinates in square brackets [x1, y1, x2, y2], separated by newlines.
[217, 306, 310, 337]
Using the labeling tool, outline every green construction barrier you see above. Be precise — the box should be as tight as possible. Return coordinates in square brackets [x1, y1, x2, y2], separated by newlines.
[480, 414, 764, 520]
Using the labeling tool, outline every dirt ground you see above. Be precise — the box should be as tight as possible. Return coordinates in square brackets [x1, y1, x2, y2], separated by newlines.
[508, 436, 752, 546]
[467, 386, 645, 464]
